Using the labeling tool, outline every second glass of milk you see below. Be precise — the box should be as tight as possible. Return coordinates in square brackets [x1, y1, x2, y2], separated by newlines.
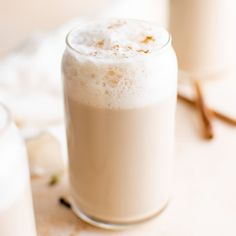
[62, 19, 178, 229]
[169, 0, 236, 81]
[0, 103, 37, 236]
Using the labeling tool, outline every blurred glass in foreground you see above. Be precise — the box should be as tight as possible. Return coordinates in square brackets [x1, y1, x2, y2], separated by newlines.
[0, 104, 37, 236]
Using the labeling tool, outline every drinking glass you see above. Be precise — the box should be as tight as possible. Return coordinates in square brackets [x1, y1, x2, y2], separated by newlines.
[0, 103, 37, 236]
[62, 19, 178, 229]
[169, 0, 236, 81]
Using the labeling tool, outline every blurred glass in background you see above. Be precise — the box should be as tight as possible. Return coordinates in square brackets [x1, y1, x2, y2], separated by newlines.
[169, 0, 236, 81]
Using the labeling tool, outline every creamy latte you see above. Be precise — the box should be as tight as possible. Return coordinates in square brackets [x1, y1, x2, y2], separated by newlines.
[62, 19, 177, 228]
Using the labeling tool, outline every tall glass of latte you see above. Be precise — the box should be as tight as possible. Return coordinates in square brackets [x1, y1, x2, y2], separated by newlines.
[62, 19, 178, 229]
[0, 103, 37, 236]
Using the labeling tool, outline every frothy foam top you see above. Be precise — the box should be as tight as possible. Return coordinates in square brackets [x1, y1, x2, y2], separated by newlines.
[63, 19, 177, 109]
[67, 19, 170, 59]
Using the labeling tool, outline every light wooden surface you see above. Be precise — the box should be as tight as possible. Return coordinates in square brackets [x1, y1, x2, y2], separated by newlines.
[32, 72, 236, 235]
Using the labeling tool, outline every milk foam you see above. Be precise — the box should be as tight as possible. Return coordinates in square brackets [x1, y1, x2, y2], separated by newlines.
[0, 110, 29, 212]
[67, 19, 170, 59]
[63, 19, 177, 109]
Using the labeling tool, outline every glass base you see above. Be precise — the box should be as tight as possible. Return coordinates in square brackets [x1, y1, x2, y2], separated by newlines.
[71, 200, 169, 230]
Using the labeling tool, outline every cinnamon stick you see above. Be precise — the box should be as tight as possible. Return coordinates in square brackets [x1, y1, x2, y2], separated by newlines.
[194, 81, 214, 139]
[177, 93, 195, 106]
[178, 93, 236, 126]
[212, 110, 236, 126]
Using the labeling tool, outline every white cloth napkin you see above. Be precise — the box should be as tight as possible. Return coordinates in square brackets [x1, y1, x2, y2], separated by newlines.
[0, 19, 86, 175]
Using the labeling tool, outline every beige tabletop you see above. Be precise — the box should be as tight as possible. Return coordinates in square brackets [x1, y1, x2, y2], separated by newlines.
[32, 71, 236, 236]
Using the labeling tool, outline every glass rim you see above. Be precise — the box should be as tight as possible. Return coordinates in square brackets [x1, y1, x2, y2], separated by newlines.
[0, 103, 11, 135]
[65, 20, 172, 62]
